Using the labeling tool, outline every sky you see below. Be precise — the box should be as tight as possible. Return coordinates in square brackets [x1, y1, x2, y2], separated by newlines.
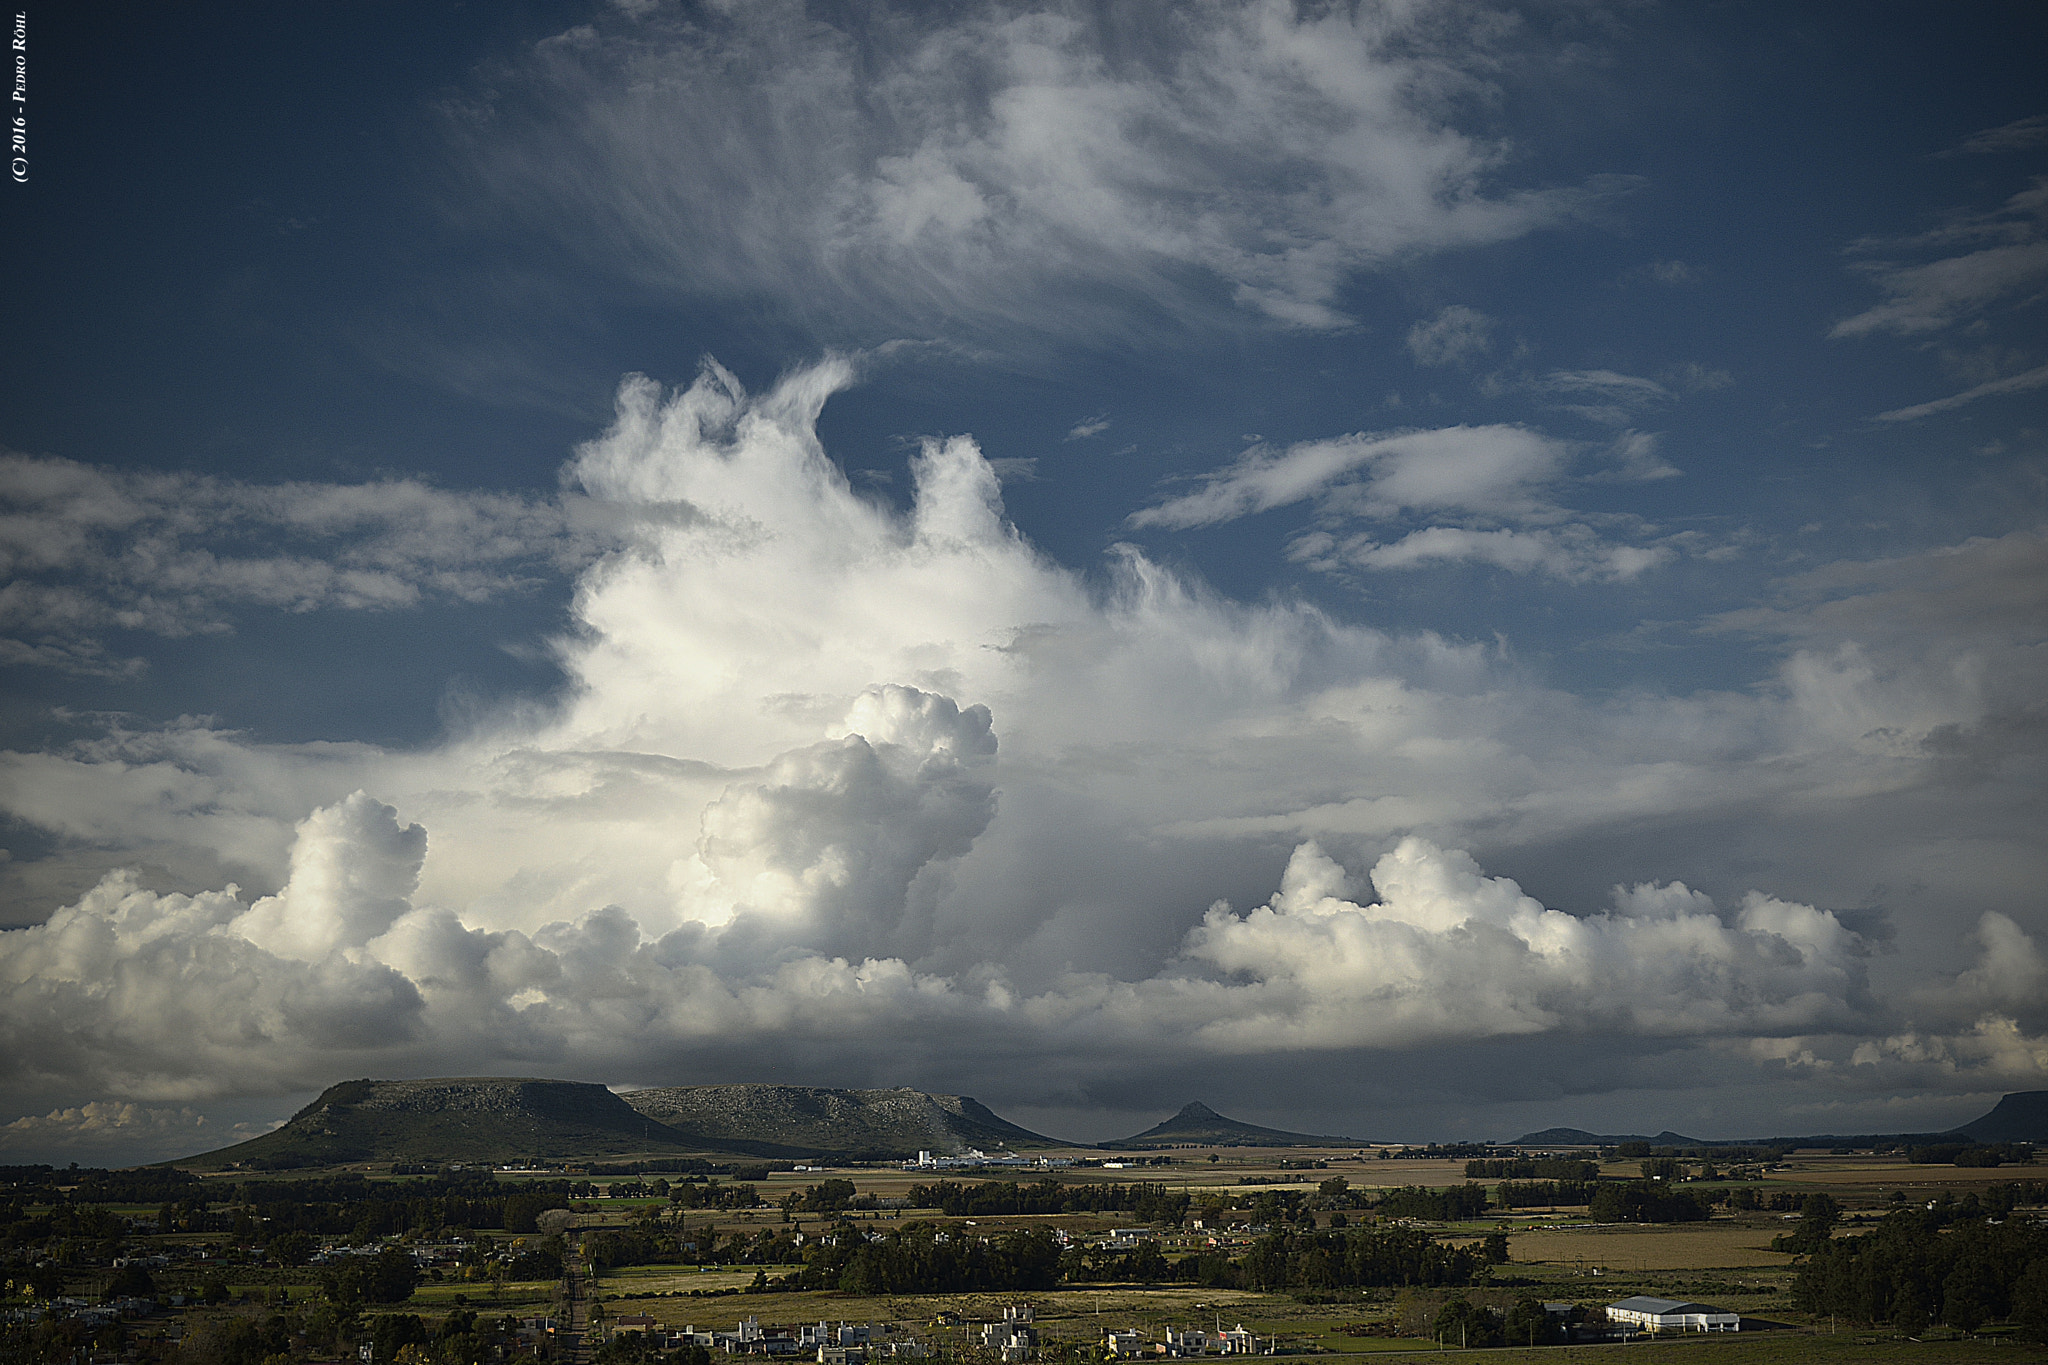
[0, 0, 2044, 1167]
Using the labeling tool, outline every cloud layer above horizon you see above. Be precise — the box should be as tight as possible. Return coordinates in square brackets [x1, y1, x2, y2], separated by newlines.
[4, 358, 2044, 1161]
[2, 0, 2044, 1164]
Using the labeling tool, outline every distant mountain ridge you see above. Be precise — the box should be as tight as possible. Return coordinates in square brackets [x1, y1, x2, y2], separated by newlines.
[1513, 1127, 1705, 1147]
[1511, 1091, 2048, 1148]
[175, 1076, 1062, 1169]
[182, 1077, 699, 1169]
[1105, 1101, 1355, 1148]
[619, 1084, 1056, 1155]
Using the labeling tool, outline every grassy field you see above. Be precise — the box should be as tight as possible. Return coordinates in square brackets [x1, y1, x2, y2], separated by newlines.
[594, 1263, 804, 1297]
[1508, 1223, 1796, 1271]
[118, 1146, 2047, 1364]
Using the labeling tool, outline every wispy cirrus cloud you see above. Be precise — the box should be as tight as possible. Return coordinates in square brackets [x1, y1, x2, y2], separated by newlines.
[1288, 523, 1671, 583]
[1832, 177, 2048, 339]
[1937, 114, 2048, 159]
[1877, 360, 2048, 421]
[1533, 368, 1673, 427]
[1129, 425, 1571, 530]
[1128, 420, 1679, 581]
[445, 0, 1620, 342]
[0, 452, 618, 674]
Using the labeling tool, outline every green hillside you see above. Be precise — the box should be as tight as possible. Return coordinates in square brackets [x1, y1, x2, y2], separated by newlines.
[619, 1084, 1057, 1157]
[178, 1077, 709, 1170]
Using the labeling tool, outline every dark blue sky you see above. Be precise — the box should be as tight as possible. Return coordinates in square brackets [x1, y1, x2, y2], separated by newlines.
[1, 1, 2044, 1161]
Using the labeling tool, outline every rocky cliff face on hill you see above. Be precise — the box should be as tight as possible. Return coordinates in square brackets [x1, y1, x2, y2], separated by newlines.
[180, 1077, 701, 1169]
[619, 1084, 1054, 1156]
[174, 1076, 1061, 1168]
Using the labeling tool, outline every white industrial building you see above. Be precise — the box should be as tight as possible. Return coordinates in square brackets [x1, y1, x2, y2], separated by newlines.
[1606, 1296, 1740, 1333]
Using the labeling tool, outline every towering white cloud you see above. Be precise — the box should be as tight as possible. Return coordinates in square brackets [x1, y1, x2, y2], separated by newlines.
[0, 356, 2041, 1150]
[232, 794, 428, 962]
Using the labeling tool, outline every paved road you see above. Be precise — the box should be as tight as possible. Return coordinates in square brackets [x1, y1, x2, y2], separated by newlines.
[562, 1243, 591, 1365]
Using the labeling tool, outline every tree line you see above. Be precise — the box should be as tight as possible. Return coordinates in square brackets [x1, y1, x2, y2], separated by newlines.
[1791, 1197, 2048, 1337]
[906, 1179, 1192, 1223]
[1463, 1158, 1600, 1181]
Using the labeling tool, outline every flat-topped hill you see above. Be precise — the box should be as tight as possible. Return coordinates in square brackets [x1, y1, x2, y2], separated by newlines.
[179, 1077, 704, 1170]
[1514, 1127, 1706, 1146]
[1105, 1101, 1355, 1149]
[1513, 1092, 2048, 1148]
[619, 1084, 1055, 1156]
[1958, 1091, 2048, 1142]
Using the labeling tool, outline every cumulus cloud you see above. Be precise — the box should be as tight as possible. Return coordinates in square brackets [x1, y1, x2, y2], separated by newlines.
[0, 803, 428, 1102]
[0, 794, 1878, 1124]
[692, 686, 998, 961]
[231, 795, 429, 962]
[1, 356, 2041, 1152]
[1167, 839, 1870, 1049]
[0, 452, 612, 672]
[0, 1101, 276, 1163]
[1831, 911, 2048, 1091]
[445, 0, 1615, 339]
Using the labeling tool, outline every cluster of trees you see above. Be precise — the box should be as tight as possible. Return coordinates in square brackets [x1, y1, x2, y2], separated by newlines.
[901, 1171, 1738, 1232]
[596, 1331, 716, 1365]
[1587, 1182, 1709, 1224]
[791, 1223, 1062, 1294]
[907, 1179, 1190, 1224]
[780, 1219, 1496, 1296]
[1770, 1194, 1842, 1255]
[666, 1181, 762, 1211]
[583, 1226, 674, 1271]
[1909, 1143, 2036, 1167]
[201, 1173, 574, 1235]
[1430, 1296, 1562, 1348]
[1727, 1187, 1815, 1212]
[347, 1308, 537, 1365]
[321, 1245, 423, 1305]
[1494, 1181, 1600, 1209]
[506, 1240, 567, 1279]
[783, 1178, 863, 1214]
[1375, 1185, 1491, 1221]
[1, 1200, 125, 1251]
[239, 1189, 571, 1238]
[0, 1165, 204, 1204]
[3, 1299, 430, 1365]
[1791, 1202, 2048, 1337]
[1233, 1226, 1490, 1291]
[1463, 1158, 1599, 1181]
[588, 1159, 724, 1176]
